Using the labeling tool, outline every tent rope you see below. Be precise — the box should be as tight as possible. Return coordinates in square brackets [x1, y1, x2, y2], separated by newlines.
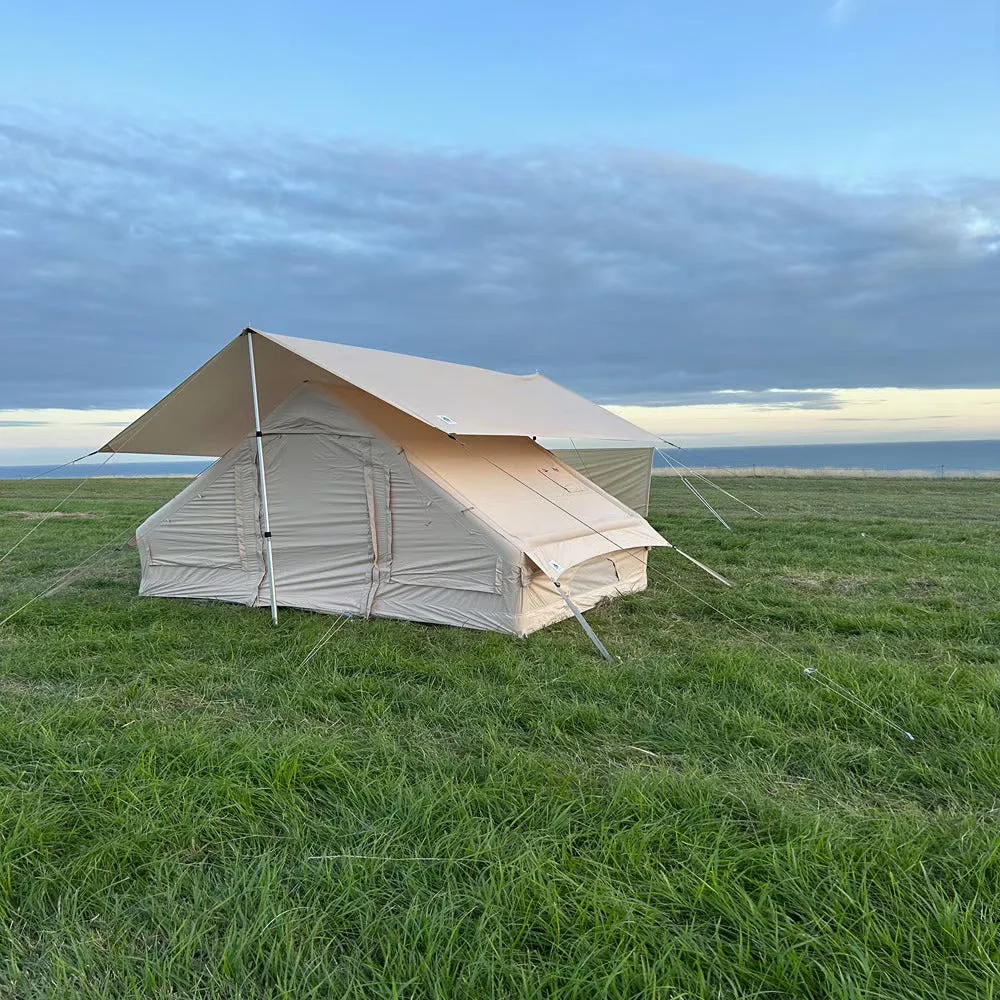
[0, 452, 116, 566]
[15, 451, 99, 481]
[0, 403, 195, 623]
[657, 438, 927, 570]
[645, 567, 916, 743]
[565, 437, 596, 482]
[658, 450, 732, 530]
[860, 531, 921, 563]
[654, 439, 766, 517]
[296, 613, 353, 669]
[0, 528, 134, 629]
[0, 375, 185, 571]
[803, 667, 915, 741]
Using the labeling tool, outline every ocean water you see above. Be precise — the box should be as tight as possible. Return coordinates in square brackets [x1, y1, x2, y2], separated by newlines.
[0, 460, 212, 480]
[2, 440, 999, 479]
[654, 439, 1000, 474]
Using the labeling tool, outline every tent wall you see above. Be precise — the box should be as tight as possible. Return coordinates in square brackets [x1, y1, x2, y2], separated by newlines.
[133, 383, 667, 636]
[550, 447, 654, 516]
[137, 386, 531, 631]
[135, 440, 264, 604]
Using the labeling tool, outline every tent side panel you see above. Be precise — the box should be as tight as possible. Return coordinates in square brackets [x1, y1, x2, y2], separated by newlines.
[550, 447, 654, 516]
[383, 470, 504, 593]
[136, 441, 264, 605]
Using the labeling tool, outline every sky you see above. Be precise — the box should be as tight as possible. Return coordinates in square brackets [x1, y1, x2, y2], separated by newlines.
[1, 0, 998, 461]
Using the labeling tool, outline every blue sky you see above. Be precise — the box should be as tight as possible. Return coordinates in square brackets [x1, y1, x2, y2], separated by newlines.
[3, 0, 997, 175]
[1, 0, 998, 459]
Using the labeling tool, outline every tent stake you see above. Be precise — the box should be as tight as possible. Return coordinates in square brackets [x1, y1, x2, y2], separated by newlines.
[554, 582, 613, 662]
[247, 329, 279, 625]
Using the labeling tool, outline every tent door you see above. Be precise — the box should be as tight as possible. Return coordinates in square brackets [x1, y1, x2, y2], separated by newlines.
[257, 433, 378, 615]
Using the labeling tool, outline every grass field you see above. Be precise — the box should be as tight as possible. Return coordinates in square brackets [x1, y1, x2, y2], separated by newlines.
[0, 475, 998, 998]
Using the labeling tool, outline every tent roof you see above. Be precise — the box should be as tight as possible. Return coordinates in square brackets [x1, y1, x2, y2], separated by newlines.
[101, 328, 660, 456]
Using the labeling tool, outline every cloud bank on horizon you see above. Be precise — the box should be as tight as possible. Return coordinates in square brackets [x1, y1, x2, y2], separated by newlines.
[1, 106, 998, 413]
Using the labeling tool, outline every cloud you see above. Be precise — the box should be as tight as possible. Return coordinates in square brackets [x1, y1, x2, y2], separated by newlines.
[664, 390, 843, 410]
[611, 387, 1000, 446]
[1, 106, 998, 410]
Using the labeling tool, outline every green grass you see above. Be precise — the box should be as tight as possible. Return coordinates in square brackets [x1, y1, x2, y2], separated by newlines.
[0, 475, 998, 999]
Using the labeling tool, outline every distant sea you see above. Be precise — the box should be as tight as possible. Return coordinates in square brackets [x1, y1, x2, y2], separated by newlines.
[2, 439, 999, 479]
[0, 461, 212, 480]
[654, 439, 1000, 474]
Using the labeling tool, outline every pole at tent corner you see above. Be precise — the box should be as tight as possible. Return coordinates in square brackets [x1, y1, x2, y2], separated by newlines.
[246, 329, 279, 625]
[553, 581, 613, 663]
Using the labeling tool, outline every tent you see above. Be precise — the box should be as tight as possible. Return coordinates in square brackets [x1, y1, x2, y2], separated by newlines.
[101, 329, 675, 641]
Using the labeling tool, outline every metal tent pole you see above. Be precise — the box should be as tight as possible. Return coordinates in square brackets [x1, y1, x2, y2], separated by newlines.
[246, 329, 279, 625]
[553, 581, 613, 662]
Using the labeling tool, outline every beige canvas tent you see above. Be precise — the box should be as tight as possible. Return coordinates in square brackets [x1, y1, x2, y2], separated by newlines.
[101, 328, 678, 642]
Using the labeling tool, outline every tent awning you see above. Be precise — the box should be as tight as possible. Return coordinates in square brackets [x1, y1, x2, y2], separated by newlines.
[100, 328, 660, 456]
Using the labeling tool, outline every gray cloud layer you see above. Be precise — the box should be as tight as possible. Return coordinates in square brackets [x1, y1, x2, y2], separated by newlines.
[1, 107, 997, 409]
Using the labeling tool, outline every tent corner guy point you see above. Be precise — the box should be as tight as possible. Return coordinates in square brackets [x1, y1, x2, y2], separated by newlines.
[99, 328, 708, 657]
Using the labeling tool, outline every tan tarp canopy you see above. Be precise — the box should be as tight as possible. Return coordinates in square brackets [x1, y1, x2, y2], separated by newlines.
[109, 329, 671, 636]
[102, 328, 660, 457]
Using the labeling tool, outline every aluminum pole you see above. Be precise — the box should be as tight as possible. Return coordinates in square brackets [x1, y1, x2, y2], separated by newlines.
[554, 581, 613, 662]
[246, 329, 278, 624]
